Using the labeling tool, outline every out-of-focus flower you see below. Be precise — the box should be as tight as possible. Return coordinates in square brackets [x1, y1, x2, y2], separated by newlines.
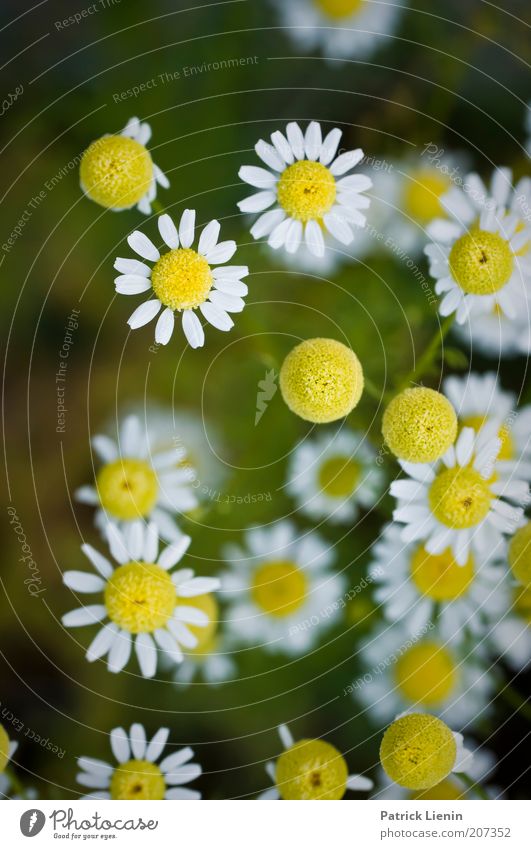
[115, 211, 249, 349]
[453, 290, 531, 358]
[489, 585, 531, 671]
[259, 723, 373, 799]
[286, 428, 384, 523]
[508, 522, 531, 587]
[62, 521, 220, 678]
[77, 723, 201, 800]
[75, 413, 197, 542]
[80, 117, 169, 214]
[239, 121, 371, 258]
[222, 520, 345, 655]
[0, 725, 17, 775]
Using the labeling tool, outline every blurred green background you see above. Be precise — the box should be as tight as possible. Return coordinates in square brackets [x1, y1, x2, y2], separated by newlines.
[1, 0, 530, 799]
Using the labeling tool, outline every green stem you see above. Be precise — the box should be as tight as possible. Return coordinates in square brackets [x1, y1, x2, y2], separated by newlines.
[456, 772, 490, 801]
[398, 315, 455, 390]
[499, 684, 531, 723]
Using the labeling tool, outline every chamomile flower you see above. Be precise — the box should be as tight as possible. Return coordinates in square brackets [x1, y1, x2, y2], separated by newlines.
[271, 0, 406, 62]
[238, 121, 371, 258]
[77, 723, 201, 800]
[390, 426, 528, 566]
[489, 585, 531, 671]
[222, 520, 345, 655]
[369, 524, 509, 644]
[382, 387, 457, 464]
[115, 211, 249, 349]
[375, 739, 499, 799]
[75, 414, 197, 543]
[443, 372, 531, 478]
[286, 428, 384, 524]
[356, 625, 494, 726]
[425, 168, 531, 324]
[379, 713, 474, 792]
[0, 725, 17, 775]
[62, 521, 220, 678]
[259, 724, 373, 800]
[80, 117, 169, 214]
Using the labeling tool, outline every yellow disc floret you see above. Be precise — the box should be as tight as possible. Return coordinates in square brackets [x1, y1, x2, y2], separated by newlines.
[251, 561, 308, 617]
[449, 229, 514, 295]
[0, 725, 11, 773]
[403, 169, 451, 224]
[104, 562, 176, 633]
[277, 160, 337, 222]
[318, 455, 360, 497]
[411, 778, 465, 800]
[151, 248, 213, 311]
[315, 0, 365, 18]
[380, 713, 456, 790]
[280, 338, 364, 423]
[411, 546, 474, 601]
[508, 523, 531, 587]
[395, 641, 458, 706]
[185, 593, 219, 652]
[276, 739, 348, 800]
[382, 388, 457, 463]
[80, 135, 153, 210]
[110, 759, 165, 800]
[97, 458, 158, 521]
[429, 466, 492, 529]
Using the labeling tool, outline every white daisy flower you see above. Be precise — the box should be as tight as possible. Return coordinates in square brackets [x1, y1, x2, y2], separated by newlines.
[77, 723, 201, 800]
[380, 712, 474, 792]
[75, 414, 197, 543]
[377, 733, 493, 798]
[222, 520, 345, 655]
[80, 117, 169, 214]
[390, 426, 528, 566]
[425, 168, 531, 324]
[489, 584, 531, 672]
[453, 288, 531, 358]
[238, 121, 371, 258]
[62, 521, 220, 678]
[443, 372, 531, 479]
[271, 0, 406, 61]
[286, 428, 384, 524]
[259, 724, 373, 800]
[369, 524, 509, 645]
[355, 625, 495, 727]
[115, 210, 249, 349]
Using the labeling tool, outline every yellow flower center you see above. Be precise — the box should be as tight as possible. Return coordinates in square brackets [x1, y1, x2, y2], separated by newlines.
[276, 739, 348, 800]
[382, 387, 457, 464]
[251, 560, 308, 617]
[80, 135, 153, 210]
[277, 161, 337, 222]
[514, 585, 531, 624]
[151, 248, 213, 311]
[380, 713, 457, 791]
[449, 229, 514, 295]
[280, 338, 364, 424]
[411, 778, 465, 800]
[104, 562, 176, 634]
[411, 546, 474, 601]
[395, 641, 458, 706]
[429, 466, 492, 529]
[185, 593, 219, 652]
[96, 458, 158, 521]
[318, 455, 361, 498]
[461, 415, 514, 461]
[110, 759, 165, 800]
[0, 725, 10, 773]
[315, 0, 365, 18]
[403, 169, 451, 224]
[509, 523, 531, 588]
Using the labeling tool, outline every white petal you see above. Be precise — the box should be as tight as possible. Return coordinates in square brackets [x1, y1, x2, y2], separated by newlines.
[278, 724, 294, 748]
[91, 435, 117, 463]
[337, 174, 372, 192]
[115, 275, 153, 295]
[143, 522, 159, 562]
[182, 310, 205, 349]
[159, 747, 194, 773]
[271, 130, 294, 164]
[81, 544, 113, 579]
[256, 139, 285, 172]
[165, 763, 202, 786]
[177, 577, 220, 597]
[250, 209, 286, 239]
[127, 299, 162, 329]
[155, 308, 175, 345]
[127, 231, 160, 262]
[158, 535, 191, 570]
[319, 128, 342, 166]
[114, 257, 151, 277]
[175, 605, 209, 625]
[145, 728, 170, 762]
[212, 265, 249, 280]
[346, 774, 373, 791]
[456, 427, 475, 466]
[120, 414, 142, 456]
[238, 191, 276, 213]
[167, 619, 198, 648]
[238, 165, 276, 189]
[304, 121, 322, 160]
[209, 290, 245, 313]
[323, 212, 353, 245]
[106, 524, 130, 564]
[158, 214, 179, 249]
[107, 630, 132, 673]
[268, 217, 292, 249]
[286, 122, 305, 160]
[154, 628, 184, 664]
[110, 727, 130, 763]
[285, 219, 303, 254]
[198, 220, 221, 255]
[63, 571, 105, 593]
[199, 301, 234, 331]
[77, 757, 113, 777]
[179, 209, 196, 249]
[214, 278, 248, 296]
[330, 149, 364, 176]
[205, 241, 237, 264]
[135, 632, 157, 678]
[305, 220, 325, 257]
[62, 605, 106, 627]
[86, 623, 119, 661]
